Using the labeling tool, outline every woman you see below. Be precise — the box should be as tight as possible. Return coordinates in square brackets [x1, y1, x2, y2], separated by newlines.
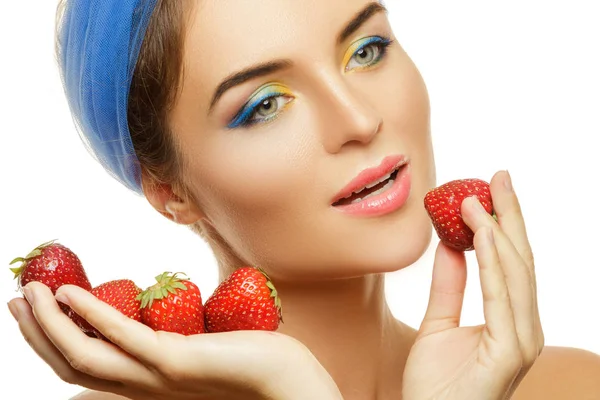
[7, 0, 600, 399]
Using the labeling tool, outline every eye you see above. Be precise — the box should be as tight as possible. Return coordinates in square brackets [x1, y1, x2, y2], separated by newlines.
[256, 96, 284, 117]
[228, 85, 294, 129]
[345, 36, 393, 72]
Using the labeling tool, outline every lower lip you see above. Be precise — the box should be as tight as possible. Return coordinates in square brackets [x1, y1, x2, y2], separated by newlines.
[332, 164, 412, 217]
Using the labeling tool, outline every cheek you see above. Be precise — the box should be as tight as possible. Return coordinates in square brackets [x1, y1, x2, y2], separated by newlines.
[187, 120, 316, 263]
[183, 52, 436, 279]
[380, 53, 435, 188]
[385, 54, 431, 141]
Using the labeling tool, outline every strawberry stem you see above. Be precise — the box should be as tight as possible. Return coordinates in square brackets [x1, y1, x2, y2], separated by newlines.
[137, 271, 189, 309]
[258, 267, 283, 323]
[9, 239, 58, 282]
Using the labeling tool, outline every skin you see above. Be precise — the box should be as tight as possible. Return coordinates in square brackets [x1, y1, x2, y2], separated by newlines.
[165, 0, 435, 283]
[160, 0, 434, 392]
[7, 0, 600, 399]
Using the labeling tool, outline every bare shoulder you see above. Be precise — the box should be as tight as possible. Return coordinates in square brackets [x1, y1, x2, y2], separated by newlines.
[70, 391, 131, 400]
[513, 346, 600, 400]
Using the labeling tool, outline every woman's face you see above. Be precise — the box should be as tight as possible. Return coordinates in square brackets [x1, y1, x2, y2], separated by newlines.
[170, 0, 436, 282]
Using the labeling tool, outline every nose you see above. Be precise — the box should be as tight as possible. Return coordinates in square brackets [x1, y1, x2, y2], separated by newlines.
[314, 75, 383, 154]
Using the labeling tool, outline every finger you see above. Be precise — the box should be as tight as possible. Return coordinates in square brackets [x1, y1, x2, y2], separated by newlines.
[55, 284, 296, 392]
[490, 171, 535, 272]
[473, 227, 519, 347]
[462, 195, 534, 316]
[9, 297, 125, 393]
[23, 282, 158, 389]
[418, 242, 467, 337]
[54, 283, 167, 370]
[463, 196, 538, 358]
[489, 171, 543, 348]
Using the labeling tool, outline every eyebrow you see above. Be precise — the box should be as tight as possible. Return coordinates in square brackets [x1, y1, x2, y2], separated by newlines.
[208, 1, 388, 112]
[338, 2, 387, 45]
[209, 60, 293, 112]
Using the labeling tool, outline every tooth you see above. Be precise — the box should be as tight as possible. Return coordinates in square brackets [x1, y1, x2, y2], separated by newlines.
[339, 168, 399, 203]
[350, 179, 395, 204]
[365, 173, 392, 190]
[353, 173, 393, 195]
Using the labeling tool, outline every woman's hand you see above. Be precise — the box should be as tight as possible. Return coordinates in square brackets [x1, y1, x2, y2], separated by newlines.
[403, 170, 544, 400]
[8, 283, 342, 400]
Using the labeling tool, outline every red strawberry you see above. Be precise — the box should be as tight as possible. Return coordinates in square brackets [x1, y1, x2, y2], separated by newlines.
[10, 240, 92, 315]
[138, 272, 205, 335]
[204, 267, 283, 333]
[71, 279, 143, 341]
[424, 178, 495, 251]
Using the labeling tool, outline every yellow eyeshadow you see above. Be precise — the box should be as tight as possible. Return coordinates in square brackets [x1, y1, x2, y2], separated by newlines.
[343, 37, 379, 69]
[252, 83, 292, 98]
[342, 40, 364, 68]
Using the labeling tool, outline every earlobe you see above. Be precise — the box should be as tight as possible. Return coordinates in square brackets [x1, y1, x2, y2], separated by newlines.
[164, 198, 204, 225]
[141, 173, 205, 225]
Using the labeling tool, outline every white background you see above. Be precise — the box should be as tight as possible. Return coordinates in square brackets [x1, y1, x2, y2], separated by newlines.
[1, 1, 599, 399]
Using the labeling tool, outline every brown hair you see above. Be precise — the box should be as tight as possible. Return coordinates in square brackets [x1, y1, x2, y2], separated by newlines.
[126, 0, 241, 271]
[57, 0, 240, 271]
[127, 0, 189, 192]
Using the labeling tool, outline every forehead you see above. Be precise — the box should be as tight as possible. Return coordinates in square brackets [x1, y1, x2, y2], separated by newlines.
[182, 0, 384, 89]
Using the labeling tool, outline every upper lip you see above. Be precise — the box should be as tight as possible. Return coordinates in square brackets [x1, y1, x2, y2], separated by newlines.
[331, 154, 408, 205]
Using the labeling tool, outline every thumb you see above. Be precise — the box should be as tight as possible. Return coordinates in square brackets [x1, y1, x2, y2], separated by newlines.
[418, 242, 468, 338]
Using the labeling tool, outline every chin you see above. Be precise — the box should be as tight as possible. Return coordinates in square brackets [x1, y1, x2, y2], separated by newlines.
[350, 220, 433, 276]
[261, 195, 435, 283]
[307, 210, 434, 281]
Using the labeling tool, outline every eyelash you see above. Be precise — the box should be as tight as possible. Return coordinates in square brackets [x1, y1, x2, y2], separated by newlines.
[228, 35, 393, 129]
[227, 89, 293, 129]
[345, 35, 393, 72]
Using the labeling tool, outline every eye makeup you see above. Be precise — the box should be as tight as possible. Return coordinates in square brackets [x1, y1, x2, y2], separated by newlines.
[227, 35, 394, 130]
[343, 35, 393, 72]
[227, 83, 295, 129]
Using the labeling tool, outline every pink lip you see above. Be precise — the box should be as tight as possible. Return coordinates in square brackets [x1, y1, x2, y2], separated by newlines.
[331, 155, 408, 205]
[333, 163, 412, 217]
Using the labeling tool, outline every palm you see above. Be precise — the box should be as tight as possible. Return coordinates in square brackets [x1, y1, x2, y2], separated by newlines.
[404, 325, 492, 398]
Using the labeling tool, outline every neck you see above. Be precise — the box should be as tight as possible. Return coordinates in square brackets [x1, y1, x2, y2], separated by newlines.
[275, 273, 417, 400]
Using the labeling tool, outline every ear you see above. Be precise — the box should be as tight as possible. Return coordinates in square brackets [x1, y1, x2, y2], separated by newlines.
[141, 173, 205, 225]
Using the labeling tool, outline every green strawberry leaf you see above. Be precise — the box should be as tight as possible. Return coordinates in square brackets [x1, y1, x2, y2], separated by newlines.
[257, 267, 271, 281]
[22, 239, 57, 261]
[136, 292, 149, 308]
[36, 239, 57, 249]
[171, 272, 189, 281]
[9, 257, 26, 265]
[155, 272, 171, 283]
[25, 249, 42, 260]
[9, 266, 23, 280]
[166, 286, 177, 295]
[138, 272, 193, 310]
[172, 282, 188, 291]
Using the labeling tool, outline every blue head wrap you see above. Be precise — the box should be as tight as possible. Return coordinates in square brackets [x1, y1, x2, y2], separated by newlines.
[57, 0, 159, 194]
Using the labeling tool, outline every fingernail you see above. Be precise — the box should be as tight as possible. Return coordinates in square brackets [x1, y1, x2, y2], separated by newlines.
[23, 286, 35, 306]
[55, 293, 71, 307]
[7, 302, 19, 321]
[470, 197, 487, 215]
[504, 170, 513, 192]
